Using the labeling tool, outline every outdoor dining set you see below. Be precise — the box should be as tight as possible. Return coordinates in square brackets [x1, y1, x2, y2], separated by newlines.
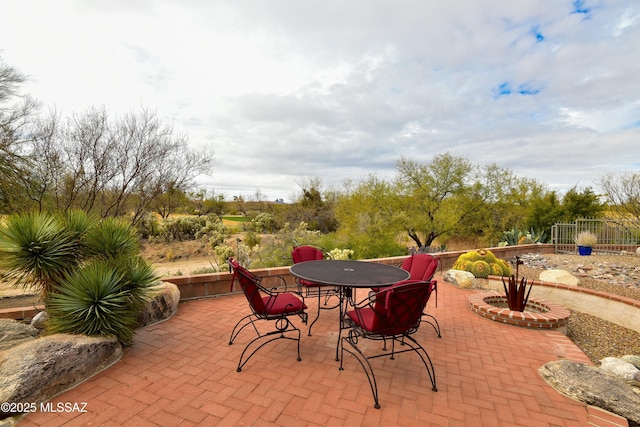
[227, 246, 441, 409]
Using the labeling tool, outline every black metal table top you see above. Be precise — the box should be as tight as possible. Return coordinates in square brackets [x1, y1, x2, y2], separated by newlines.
[289, 260, 410, 288]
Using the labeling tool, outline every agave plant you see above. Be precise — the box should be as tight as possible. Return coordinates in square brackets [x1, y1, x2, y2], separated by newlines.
[501, 256, 534, 312]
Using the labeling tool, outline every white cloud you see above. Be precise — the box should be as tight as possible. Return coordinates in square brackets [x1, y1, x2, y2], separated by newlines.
[1, 0, 638, 201]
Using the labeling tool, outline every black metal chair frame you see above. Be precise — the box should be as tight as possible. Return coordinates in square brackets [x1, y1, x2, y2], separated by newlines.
[340, 281, 438, 408]
[228, 258, 308, 372]
[292, 245, 341, 336]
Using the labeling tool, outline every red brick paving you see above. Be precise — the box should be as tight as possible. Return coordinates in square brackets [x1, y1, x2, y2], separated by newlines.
[19, 276, 628, 426]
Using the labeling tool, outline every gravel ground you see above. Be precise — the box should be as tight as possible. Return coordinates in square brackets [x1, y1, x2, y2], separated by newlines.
[516, 253, 640, 363]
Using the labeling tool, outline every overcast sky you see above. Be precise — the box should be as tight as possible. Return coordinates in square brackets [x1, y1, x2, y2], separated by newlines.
[1, 0, 639, 202]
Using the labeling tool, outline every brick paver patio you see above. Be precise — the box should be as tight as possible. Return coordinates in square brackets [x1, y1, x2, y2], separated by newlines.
[19, 276, 628, 426]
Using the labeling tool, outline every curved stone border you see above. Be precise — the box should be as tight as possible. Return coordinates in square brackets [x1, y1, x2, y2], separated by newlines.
[468, 292, 571, 329]
[486, 274, 640, 310]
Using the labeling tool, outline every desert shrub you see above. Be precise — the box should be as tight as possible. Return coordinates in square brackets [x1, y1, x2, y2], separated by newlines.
[251, 212, 276, 233]
[328, 248, 354, 260]
[196, 218, 230, 247]
[213, 244, 235, 266]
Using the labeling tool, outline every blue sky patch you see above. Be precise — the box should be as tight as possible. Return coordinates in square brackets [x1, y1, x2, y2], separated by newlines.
[571, 0, 591, 17]
[531, 25, 545, 42]
[494, 82, 541, 98]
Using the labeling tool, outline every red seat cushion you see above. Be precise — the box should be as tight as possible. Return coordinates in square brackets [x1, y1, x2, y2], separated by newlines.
[263, 293, 307, 315]
[298, 278, 324, 288]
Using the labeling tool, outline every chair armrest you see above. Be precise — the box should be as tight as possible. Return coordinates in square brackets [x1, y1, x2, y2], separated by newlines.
[261, 274, 295, 295]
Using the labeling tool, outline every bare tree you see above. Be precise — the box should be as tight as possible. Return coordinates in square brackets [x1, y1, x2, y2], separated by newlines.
[0, 58, 40, 212]
[28, 106, 213, 224]
[598, 172, 640, 221]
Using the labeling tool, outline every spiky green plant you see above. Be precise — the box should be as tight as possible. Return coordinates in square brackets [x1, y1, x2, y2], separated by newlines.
[47, 260, 138, 345]
[117, 256, 159, 314]
[0, 212, 80, 297]
[471, 260, 491, 278]
[84, 217, 140, 261]
[453, 249, 511, 278]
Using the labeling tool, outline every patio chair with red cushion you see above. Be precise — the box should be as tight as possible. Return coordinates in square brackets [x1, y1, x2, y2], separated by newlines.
[371, 253, 442, 337]
[291, 245, 339, 336]
[401, 253, 441, 337]
[339, 279, 438, 408]
[227, 258, 308, 372]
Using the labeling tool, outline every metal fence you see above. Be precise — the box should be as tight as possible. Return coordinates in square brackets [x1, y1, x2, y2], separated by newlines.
[551, 219, 640, 254]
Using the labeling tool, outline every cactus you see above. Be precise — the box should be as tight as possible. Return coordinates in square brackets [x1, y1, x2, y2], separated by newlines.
[452, 249, 511, 278]
[471, 260, 491, 278]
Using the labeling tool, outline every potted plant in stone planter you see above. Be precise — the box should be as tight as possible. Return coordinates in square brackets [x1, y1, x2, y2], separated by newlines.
[574, 231, 597, 256]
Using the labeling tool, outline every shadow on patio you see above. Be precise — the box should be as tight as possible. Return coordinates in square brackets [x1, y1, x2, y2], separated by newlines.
[20, 274, 627, 426]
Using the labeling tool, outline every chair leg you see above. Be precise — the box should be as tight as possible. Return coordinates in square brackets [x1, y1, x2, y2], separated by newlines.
[229, 313, 259, 345]
[422, 313, 442, 338]
[234, 317, 302, 372]
[339, 334, 381, 409]
[398, 335, 438, 391]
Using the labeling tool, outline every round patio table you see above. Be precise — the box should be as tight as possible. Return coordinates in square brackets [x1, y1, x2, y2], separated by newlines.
[289, 259, 410, 288]
[290, 260, 410, 360]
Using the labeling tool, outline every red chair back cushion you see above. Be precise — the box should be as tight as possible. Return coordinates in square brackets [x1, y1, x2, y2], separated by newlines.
[292, 245, 324, 264]
[374, 280, 432, 334]
[401, 254, 439, 281]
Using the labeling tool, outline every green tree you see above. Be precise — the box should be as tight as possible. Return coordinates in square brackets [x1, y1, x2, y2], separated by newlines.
[394, 153, 474, 248]
[525, 191, 563, 240]
[286, 178, 337, 233]
[560, 186, 605, 221]
[152, 181, 190, 219]
[334, 174, 405, 258]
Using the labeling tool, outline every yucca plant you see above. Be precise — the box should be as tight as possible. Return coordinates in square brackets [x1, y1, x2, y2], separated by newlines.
[0, 210, 159, 345]
[47, 260, 138, 345]
[84, 217, 141, 261]
[0, 212, 81, 298]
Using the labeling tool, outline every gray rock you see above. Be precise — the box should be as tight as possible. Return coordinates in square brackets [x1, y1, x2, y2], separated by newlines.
[539, 359, 640, 425]
[29, 311, 48, 330]
[539, 269, 580, 286]
[443, 269, 475, 289]
[0, 320, 39, 351]
[138, 282, 180, 327]
[622, 355, 640, 370]
[0, 334, 122, 417]
[600, 357, 640, 387]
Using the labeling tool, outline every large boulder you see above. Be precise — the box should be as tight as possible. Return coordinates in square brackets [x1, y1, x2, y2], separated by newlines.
[138, 282, 180, 327]
[0, 320, 39, 351]
[539, 269, 580, 286]
[539, 360, 640, 425]
[599, 357, 640, 387]
[0, 334, 122, 418]
[443, 269, 475, 289]
[622, 355, 640, 370]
